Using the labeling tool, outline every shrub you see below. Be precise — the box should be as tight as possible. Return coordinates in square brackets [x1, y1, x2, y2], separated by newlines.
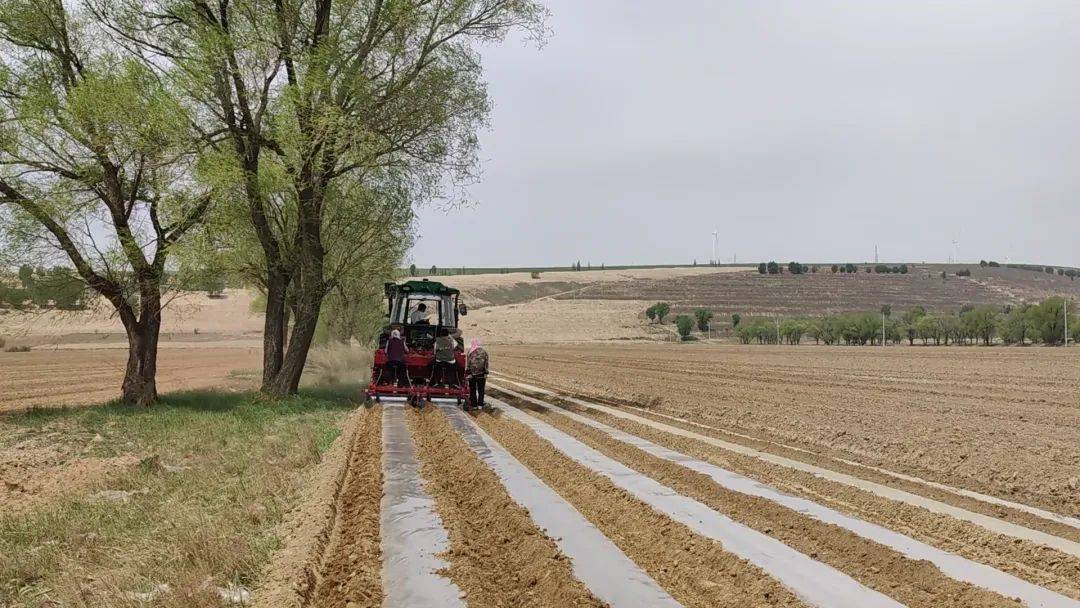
[988, 261, 1000, 267]
[731, 313, 741, 328]
[647, 302, 670, 323]
[5, 345, 30, 353]
[530, 271, 541, 279]
[831, 264, 839, 273]
[956, 269, 971, 277]
[758, 263, 767, 274]
[766, 261, 780, 275]
[693, 309, 713, 332]
[900, 264, 909, 274]
[674, 315, 694, 340]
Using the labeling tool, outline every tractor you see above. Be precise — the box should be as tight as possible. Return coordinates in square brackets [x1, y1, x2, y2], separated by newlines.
[366, 279, 472, 407]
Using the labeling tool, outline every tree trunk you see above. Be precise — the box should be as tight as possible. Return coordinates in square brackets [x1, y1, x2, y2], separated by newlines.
[262, 181, 326, 397]
[120, 299, 162, 407]
[266, 294, 323, 395]
[260, 270, 289, 391]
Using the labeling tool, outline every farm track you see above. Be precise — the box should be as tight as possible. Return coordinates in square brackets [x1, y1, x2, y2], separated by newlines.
[290, 374, 1078, 607]
[492, 344, 1080, 518]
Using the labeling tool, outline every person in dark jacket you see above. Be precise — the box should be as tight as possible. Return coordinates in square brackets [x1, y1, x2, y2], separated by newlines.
[466, 338, 489, 406]
[432, 327, 458, 386]
[385, 329, 409, 386]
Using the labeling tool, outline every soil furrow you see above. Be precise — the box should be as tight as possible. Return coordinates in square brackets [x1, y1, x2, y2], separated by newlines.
[496, 386, 1080, 600]
[436, 402, 681, 607]
[522, 380, 1080, 537]
[407, 404, 604, 607]
[496, 391, 1055, 608]
[471, 406, 810, 608]
[492, 344, 1080, 516]
[494, 375, 1080, 542]
[306, 406, 383, 608]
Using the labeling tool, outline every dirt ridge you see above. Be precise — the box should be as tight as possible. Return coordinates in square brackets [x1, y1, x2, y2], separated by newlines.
[255, 406, 381, 608]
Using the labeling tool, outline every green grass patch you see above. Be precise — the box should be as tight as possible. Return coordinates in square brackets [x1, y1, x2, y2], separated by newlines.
[0, 386, 359, 608]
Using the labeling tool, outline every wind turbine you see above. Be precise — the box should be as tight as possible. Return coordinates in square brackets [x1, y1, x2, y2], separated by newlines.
[711, 231, 718, 265]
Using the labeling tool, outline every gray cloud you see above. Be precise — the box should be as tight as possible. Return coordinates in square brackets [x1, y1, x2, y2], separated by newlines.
[412, 0, 1080, 268]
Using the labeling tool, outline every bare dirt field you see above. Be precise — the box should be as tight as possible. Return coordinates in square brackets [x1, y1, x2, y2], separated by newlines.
[7, 268, 1080, 607]
[257, 367, 1080, 608]
[0, 289, 263, 343]
[0, 347, 260, 412]
[492, 343, 1080, 518]
[420, 266, 750, 308]
[562, 264, 1080, 318]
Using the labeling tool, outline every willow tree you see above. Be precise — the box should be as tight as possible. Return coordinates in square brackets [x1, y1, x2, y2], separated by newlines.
[95, 0, 547, 395]
[0, 0, 211, 405]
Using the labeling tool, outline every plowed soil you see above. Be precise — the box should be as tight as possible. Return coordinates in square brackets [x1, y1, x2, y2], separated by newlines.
[498, 393, 1022, 608]
[493, 343, 1080, 517]
[562, 264, 1080, 318]
[472, 408, 804, 608]
[0, 347, 260, 412]
[408, 406, 604, 607]
[306, 406, 383, 608]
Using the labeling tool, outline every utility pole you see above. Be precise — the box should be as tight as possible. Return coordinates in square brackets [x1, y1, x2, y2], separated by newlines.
[882, 310, 886, 347]
[1066, 299, 1070, 346]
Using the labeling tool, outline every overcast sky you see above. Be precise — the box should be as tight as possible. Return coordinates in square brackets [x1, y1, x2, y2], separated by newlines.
[410, 0, 1080, 268]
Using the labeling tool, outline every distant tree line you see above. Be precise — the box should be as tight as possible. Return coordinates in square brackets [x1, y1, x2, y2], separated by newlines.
[0, 266, 88, 310]
[1002, 263, 1077, 279]
[733, 299, 1077, 346]
[758, 261, 909, 275]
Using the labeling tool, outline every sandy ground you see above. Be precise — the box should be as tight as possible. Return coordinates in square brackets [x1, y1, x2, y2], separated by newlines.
[421, 266, 750, 307]
[0, 347, 260, 412]
[422, 266, 749, 292]
[0, 289, 262, 340]
[461, 298, 663, 344]
[0, 442, 140, 513]
[492, 343, 1080, 518]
